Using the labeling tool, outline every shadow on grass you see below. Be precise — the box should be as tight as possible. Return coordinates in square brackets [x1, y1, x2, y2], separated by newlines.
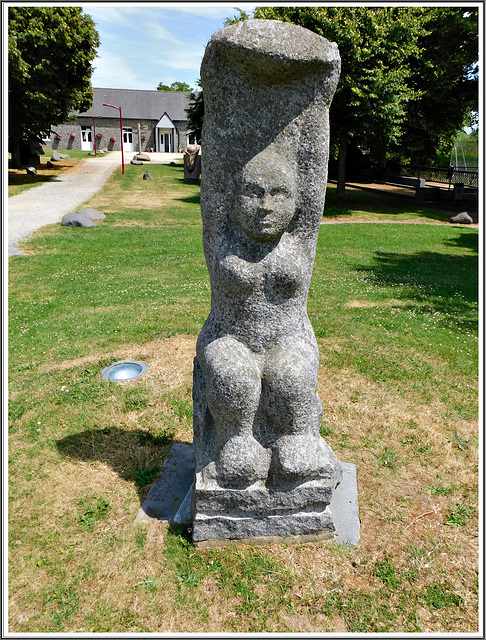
[176, 177, 201, 187]
[444, 230, 478, 253]
[324, 186, 451, 223]
[8, 173, 57, 188]
[178, 195, 201, 205]
[56, 426, 175, 504]
[357, 245, 478, 322]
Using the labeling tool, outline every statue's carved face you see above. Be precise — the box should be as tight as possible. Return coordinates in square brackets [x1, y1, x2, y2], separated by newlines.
[233, 155, 297, 243]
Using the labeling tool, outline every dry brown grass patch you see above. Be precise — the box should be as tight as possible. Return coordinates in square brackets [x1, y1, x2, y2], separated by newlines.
[40, 334, 196, 391]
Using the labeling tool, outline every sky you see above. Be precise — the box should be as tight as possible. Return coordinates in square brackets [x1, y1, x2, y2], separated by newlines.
[84, 3, 258, 92]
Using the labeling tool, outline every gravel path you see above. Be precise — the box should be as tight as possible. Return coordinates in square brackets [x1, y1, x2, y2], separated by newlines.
[8, 153, 123, 256]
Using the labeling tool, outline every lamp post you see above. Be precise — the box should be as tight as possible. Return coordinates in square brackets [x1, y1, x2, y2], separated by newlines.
[92, 116, 102, 156]
[103, 103, 124, 175]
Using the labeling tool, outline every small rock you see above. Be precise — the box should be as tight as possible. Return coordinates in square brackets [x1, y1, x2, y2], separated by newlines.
[61, 213, 95, 228]
[26, 167, 37, 175]
[131, 159, 143, 165]
[450, 212, 473, 224]
[143, 171, 153, 180]
[59, 153, 70, 159]
[135, 153, 151, 161]
[76, 208, 106, 220]
[51, 151, 61, 161]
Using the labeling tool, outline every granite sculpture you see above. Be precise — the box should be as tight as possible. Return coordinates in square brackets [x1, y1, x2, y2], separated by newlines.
[191, 19, 342, 544]
[184, 144, 201, 181]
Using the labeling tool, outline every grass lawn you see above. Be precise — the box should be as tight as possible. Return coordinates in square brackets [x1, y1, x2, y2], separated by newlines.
[8, 164, 479, 633]
[8, 149, 112, 197]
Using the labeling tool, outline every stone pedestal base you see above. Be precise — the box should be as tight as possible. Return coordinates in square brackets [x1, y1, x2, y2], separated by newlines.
[135, 444, 360, 548]
[191, 474, 338, 544]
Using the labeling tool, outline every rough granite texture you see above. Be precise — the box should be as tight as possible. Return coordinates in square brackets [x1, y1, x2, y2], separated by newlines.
[192, 19, 342, 543]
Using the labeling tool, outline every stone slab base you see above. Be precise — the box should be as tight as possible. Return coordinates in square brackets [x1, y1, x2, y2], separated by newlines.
[134, 443, 194, 523]
[193, 506, 335, 543]
[195, 530, 334, 549]
[135, 444, 360, 547]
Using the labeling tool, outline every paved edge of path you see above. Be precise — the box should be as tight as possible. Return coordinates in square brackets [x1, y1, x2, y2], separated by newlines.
[8, 153, 122, 256]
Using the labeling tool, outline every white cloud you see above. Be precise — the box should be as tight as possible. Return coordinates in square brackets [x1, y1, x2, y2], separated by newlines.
[162, 3, 257, 19]
[91, 52, 147, 90]
[84, 3, 258, 90]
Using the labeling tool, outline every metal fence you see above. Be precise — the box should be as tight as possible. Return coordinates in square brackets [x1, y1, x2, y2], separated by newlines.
[397, 165, 478, 188]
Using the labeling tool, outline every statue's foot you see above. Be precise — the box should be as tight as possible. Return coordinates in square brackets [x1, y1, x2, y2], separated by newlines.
[216, 435, 269, 488]
[272, 434, 339, 484]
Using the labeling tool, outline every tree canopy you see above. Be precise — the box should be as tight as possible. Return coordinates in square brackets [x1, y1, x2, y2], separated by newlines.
[392, 7, 478, 165]
[254, 6, 429, 199]
[156, 81, 193, 92]
[193, 6, 478, 200]
[255, 7, 478, 183]
[8, 6, 100, 167]
[185, 80, 204, 143]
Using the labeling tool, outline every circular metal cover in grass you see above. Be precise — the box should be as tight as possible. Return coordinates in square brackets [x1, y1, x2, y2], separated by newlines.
[102, 360, 148, 382]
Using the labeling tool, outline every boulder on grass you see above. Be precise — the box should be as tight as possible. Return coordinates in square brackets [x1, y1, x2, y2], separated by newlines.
[51, 151, 61, 161]
[143, 171, 153, 180]
[61, 212, 95, 228]
[450, 212, 473, 224]
[76, 208, 106, 220]
[59, 153, 70, 159]
[135, 153, 151, 161]
[131, 159, 143, 165]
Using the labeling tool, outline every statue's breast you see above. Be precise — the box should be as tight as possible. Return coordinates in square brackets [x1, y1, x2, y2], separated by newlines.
[217, 235, 309, 303]
[264, 243, 307, 304]
[218, 253, 258, 294]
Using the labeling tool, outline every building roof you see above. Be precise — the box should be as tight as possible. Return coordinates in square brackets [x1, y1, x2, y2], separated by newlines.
[77, 87, 191, 121]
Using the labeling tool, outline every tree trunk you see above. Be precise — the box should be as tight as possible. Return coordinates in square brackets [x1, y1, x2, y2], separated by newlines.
[336, 129, 347, 205]
[10, 134, 22, 169]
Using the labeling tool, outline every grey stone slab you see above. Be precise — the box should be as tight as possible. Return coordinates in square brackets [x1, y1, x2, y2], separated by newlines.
[76, 208, 105, 220]
[61, 212, 95, 228]
[173, 482, 193, 525]
[329, 462, 360, 547]
[450, 211, 473, 224]
[135, 443, 195, 523]
[195, 530, 334, 550]
[193, 507, 335, 543]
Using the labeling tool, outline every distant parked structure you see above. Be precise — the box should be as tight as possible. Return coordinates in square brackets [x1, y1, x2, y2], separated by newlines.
[46, 88, 194, 153]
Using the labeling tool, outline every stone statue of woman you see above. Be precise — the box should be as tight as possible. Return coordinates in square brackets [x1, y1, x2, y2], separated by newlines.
[196, 146, 338, 489]
[191, 19, 343, 543]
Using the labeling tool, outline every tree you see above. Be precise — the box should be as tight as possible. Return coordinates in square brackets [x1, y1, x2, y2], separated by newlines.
[156, 81, 193, 92]
[8, 7, 100, 167]
[223, 7, 251, 26]
[391, 7, 478, 166]
[254, 6, 426, 202]
[185, 80, 204, 143]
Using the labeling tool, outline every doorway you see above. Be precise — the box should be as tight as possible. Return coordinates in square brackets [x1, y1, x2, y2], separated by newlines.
[123, 128, 133, 152]
[159, 130, 173, 153]
[81, 127, 93, 151]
